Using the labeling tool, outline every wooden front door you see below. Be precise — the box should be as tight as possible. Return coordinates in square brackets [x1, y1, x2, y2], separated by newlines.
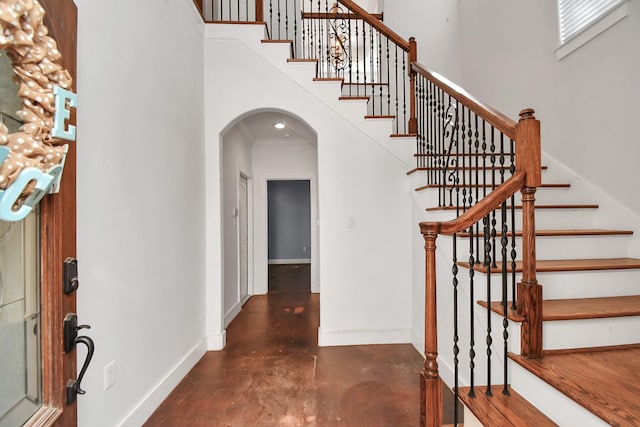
[40, 1, 80, 425]
[0, 1, 83, 425]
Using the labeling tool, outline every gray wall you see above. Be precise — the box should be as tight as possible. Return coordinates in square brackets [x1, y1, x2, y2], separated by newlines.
[268, 180, 311, 261]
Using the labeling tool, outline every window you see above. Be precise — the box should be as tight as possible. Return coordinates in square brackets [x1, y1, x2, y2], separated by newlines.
[556, 0, 630, 59]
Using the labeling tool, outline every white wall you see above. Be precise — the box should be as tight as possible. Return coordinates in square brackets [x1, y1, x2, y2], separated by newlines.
[383, 0, 462, 82]
[75, 1, 206, 426]
[221, 126, 252, 326]
[458, 0, 640, 217]
[204, 32, 413, 348]
[252, 138, 319, 294]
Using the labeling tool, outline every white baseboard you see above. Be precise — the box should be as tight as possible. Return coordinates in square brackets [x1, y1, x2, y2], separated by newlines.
[119, 338, 207, 427]
[224, 301, 243, 328]
[268, 258, 311, 264]
[317, 327, 412, 347]
[206, 331, 227, 350]
[411, 329, 425, 356]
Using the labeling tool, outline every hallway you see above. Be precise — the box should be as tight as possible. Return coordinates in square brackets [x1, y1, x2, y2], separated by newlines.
[144, 265, 423, 426]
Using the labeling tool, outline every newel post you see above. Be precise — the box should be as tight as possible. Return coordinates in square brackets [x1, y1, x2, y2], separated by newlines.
[408, 37, 418, 135]
[256, 0, 264, 22]
[515, 108, 543, 358]
[420, 223, 442, 427]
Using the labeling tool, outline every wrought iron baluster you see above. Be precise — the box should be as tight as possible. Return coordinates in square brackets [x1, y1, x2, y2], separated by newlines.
[377, 29, 382, 117]
[460, 107, 467, 211]
[269, 0, 274, 38]
[370, 27, 375, 116]
[277, 0, 281, 38]
[347, 18, 353, 95]
[501, 201, 510, 396]
[394, 45, 399, 134]
[386, 37, 390, 120]
[285, 0, 289, 39]
[402, 51, 407, 135]
[363, 20, 368, 102]
[355, 19, 360, 94]
[452, 233, 461, 426]
[510, 138, 517, 310]
[474, 116, 480, 210]
[317, 0, 322, 73]
[293, 0, 297, 55]
[301, 2, 306, 57]
[483, 213, 493, 396]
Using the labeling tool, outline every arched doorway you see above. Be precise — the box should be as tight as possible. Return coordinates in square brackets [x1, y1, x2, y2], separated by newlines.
[220, 109, 319, 328]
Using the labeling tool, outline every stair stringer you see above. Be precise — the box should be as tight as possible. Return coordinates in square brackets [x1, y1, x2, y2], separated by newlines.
[204, 23, 416, 167]
[204, 31, 416, 348]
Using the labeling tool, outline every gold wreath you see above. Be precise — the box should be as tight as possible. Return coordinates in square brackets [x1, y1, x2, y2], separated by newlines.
[0, 0, 72, 199]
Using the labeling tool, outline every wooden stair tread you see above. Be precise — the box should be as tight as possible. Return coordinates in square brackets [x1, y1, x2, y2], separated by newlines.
[415, 183, 570, 191]
[426, 204, 599, 211]
[481, 295, 640, 321]
[415, 152, 514, 157]
[458, 385, 557, 427]
[365, 115, 395, 119]
[456, 229, 633, 238]
[343, 81, 389, 86]
[261, 39, 293, 43]
[338, 96, 370, 101]
[313, 77, 343, 82]
[509, 346, 640, 426]
[287, 58, 318, 63]
[409, 166, 548, 172]
[458, 257, 640, 273]
[390, 133, 417, 138]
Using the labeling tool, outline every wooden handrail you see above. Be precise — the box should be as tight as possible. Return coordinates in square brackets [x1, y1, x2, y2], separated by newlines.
[420, 171, 526, 236]
[337, 0, 410, 51]
[412, 62, 517, 140]
[302, 12, 384, 20]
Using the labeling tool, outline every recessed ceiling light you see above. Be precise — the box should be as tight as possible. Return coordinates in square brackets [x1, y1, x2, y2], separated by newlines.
[274, 122, 286, 129]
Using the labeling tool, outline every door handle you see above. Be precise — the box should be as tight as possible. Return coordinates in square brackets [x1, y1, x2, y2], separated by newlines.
[64, 313, 95, 404]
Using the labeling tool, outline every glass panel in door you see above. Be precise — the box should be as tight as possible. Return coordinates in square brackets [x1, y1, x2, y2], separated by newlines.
[0, 210, 42, 427]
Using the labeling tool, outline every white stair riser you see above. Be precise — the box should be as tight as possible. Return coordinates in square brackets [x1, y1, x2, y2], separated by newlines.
[452, 234, 632, 260]
[453, 268, 640, 302]
[543, 316, 640, 350]
[510, 363, 609, 426]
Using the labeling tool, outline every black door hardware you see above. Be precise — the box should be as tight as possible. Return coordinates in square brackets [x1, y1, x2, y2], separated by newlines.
[64, 313, 95, 404]
[63, 257, 79, 294]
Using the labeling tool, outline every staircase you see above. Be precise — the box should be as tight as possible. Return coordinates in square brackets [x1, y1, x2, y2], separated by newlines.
[199, 1, 640, 425]
[411, 158, 640, 425]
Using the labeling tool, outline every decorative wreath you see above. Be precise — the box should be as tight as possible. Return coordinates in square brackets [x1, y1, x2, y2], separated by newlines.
[0, 0, 72, 199]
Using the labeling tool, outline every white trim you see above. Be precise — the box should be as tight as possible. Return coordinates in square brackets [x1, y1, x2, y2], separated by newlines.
[257, 174, 320, 294]
[224, 300, 243, 328]
[118, 339, 207, 427]
[206, 330, 227, 351]
[268, 258, 312, 264]
[555, 0, 630, 60]
[317, 327, 412, 347]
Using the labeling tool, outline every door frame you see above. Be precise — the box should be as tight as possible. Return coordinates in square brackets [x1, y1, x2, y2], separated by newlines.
[27, 1, 78, 425]
[237, 173, 252, 304]
[259, 174, 319, 294]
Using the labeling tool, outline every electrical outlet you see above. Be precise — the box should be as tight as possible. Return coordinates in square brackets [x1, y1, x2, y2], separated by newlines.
[104, 360, 117, 390]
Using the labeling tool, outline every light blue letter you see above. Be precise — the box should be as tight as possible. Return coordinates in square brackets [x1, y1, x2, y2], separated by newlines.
[0, 167, 54, 221]
[0, 146, 8, 164]
[52, 85, 77, 141]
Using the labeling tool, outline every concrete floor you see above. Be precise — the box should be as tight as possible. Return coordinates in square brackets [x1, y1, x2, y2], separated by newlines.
[144, 264, 426, 426]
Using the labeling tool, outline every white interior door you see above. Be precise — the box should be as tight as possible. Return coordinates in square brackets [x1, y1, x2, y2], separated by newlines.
[239, 175, 249, 303]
